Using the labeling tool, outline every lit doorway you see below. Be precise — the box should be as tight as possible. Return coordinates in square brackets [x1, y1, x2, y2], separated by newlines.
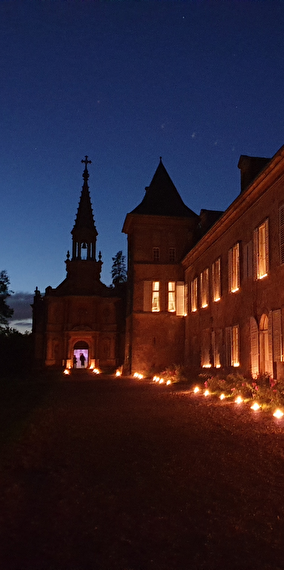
[73, 341, 89, 368]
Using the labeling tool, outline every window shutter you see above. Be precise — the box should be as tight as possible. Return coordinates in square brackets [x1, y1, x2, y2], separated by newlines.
[225, 327, 232, 367]
[235, 243, 240, 289]
[280, 206, 284, 265]
[247, 241, 253, 279]
[143, 281, 152, 312]
[176, 282, 185, 316]
[250, 317, 259, 378]
[253, 229, 258, 280]
[264, 219, 269, 274]
[268, 311, 273, 377]
[272, 309, 282, 362]
[228, 248, 232, 292]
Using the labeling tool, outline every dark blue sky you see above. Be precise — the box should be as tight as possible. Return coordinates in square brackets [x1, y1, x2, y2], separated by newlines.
[1, 0, 284, 329]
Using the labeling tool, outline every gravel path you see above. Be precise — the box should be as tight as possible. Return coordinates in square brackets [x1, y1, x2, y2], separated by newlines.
[1, 373, 284, 570]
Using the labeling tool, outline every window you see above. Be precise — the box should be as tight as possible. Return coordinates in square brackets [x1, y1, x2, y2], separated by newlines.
[200, 268, 209, 308]
[176, 282, 185, 316]
[212, 258, 221, 302]
[191, 278, 198, 312]
[169, 248, 176, 262]
[254, 219, 268, 279]
[228, 243, 240, 292]
[153, 247, 160, 262]
[168, 282, 175, 312]
[225, 325, 240, 367]
[280, 206, 284, 265]
[152, 281, 160, 311]
[143, 281, 160, 312]
[168, 282, 186, 315]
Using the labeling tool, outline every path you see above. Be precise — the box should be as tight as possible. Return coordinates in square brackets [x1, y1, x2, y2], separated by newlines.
[0, 373, 284, 569]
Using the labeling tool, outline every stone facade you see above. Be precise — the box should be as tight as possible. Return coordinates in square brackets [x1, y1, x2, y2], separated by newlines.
[32, 158, 125, 370]
[33, 145, 284, 379]
[183, 146, 284, 379]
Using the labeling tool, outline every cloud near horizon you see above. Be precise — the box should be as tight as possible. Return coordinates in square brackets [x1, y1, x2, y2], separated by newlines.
[8, 292, 33, 321]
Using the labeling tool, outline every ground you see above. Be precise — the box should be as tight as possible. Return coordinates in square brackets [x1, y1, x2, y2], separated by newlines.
[1, 371, 284, 570]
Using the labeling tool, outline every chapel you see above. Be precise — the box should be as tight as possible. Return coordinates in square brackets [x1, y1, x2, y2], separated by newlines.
[32, 157, 126, 370]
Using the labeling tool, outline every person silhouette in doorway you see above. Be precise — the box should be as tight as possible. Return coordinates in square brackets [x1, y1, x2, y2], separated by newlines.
[79, 353, 86, 368]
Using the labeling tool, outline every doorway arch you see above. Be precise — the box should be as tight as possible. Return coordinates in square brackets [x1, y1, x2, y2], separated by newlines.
[73, 341, 89, 369]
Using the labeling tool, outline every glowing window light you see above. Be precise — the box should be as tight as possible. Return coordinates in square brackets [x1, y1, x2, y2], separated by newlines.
[63, 369, 70, 375]
[204, 389, 210, 397]
[273, 409, 284, 419]
[251, 402, 260, 411]
[233, 362, 240, 367]
[220, 393, 225, 400]
[193, 386, 200, 393]
[216, 364, 221, 368]
[92, 368, 100, 374]
[235, 396, 243, 404]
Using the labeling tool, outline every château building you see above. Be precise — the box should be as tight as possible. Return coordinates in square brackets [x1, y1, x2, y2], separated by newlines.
[33, 144, 284, 380]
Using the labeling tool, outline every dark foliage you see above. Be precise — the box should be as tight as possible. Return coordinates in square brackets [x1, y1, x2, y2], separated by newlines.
[111, 250, 127, 286]
[0, 270, 13, 328]
[0, 327, 33, 376]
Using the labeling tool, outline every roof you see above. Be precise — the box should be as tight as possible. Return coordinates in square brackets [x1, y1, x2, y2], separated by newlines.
[72, 166, 96, 232]
[129, 159, 198, 218]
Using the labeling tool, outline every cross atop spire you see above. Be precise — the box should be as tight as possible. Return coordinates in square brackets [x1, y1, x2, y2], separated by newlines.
[81, 155, 92, 181]
[81, 155, 92, 168]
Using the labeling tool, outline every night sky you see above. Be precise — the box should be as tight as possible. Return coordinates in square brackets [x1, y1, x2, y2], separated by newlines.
[1, 0, 284, 331]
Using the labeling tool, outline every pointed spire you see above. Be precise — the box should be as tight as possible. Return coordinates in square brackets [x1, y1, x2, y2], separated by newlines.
[73, 156, 95, 230]
[131, 159, 198, 218]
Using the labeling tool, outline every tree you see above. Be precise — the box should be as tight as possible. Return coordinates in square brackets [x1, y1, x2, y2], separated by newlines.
[0, 270, 13, 330]
[111, 251, 127, 286]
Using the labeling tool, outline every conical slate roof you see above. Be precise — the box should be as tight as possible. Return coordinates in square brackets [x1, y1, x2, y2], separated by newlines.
[73, 159, 95, 231]
[130, 159, 197, 218]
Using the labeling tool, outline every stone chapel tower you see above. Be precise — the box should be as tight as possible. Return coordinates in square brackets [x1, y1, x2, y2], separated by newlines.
[32, 157, 125, 370]
[122, 159, 199, 374]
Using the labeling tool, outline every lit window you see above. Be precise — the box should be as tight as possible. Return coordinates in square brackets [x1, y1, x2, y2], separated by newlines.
[200, 268, 209, 308]
[254, 219, 268, 279]
[168, 282, 175, 312]
[212, 257, 221, 302]
[152, 281, 160, 312]
[153, 247, 160, 262]
[191, 277, 198, 312]
[176, 282, 185, 316]
[169, 248, 176, 262]
[228, 243, 240, 292]
[143, 281, 160, 312]
[225, 325, 240, 367]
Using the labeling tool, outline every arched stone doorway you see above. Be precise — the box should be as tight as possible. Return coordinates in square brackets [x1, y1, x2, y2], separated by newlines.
[259, 314, 269, 375]
[73, 341, 89, 369]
